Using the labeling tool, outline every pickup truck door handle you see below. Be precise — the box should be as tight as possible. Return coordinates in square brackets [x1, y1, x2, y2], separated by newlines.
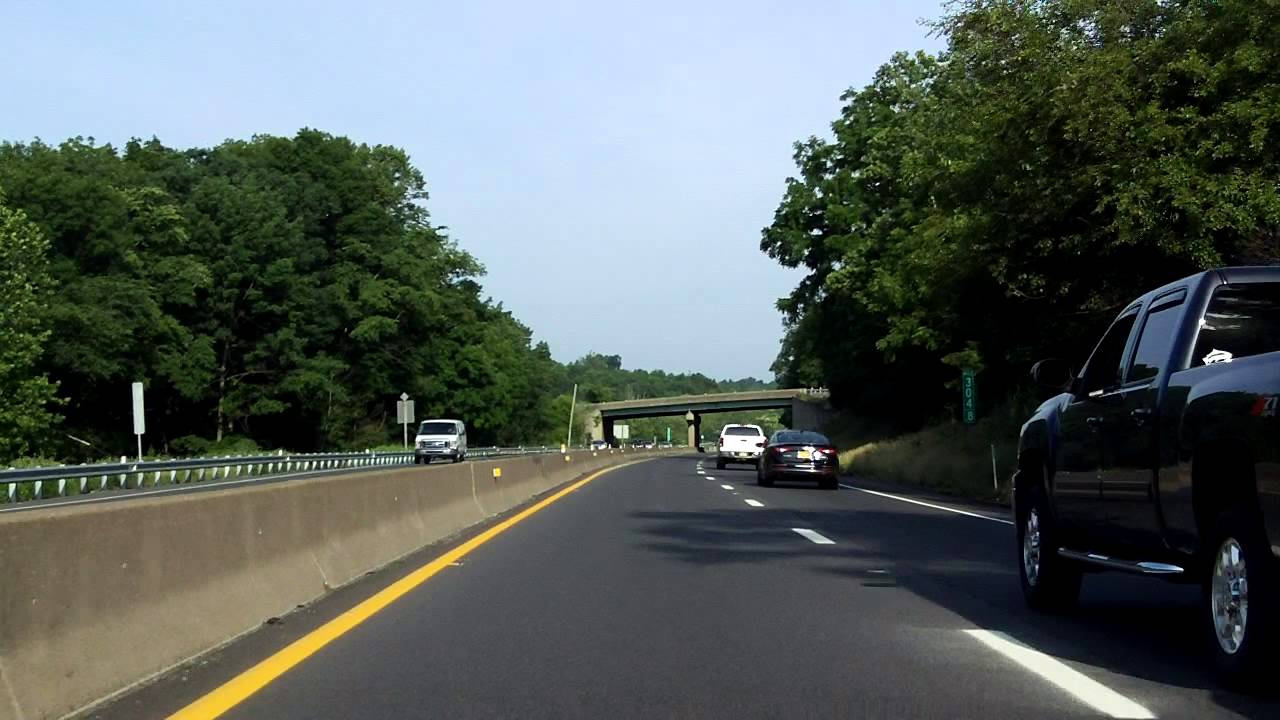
[1086, 416, 1104, 429]
[1131, 407, 1153, 425]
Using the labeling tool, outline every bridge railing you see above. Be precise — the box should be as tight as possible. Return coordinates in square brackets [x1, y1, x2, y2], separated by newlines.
[0, 445, 568, 505]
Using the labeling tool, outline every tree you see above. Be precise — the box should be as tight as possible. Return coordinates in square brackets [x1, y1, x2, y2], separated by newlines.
[763, 0, 1280, 429]
[0, 129, 762, 458]
[0, 192, 59, 460]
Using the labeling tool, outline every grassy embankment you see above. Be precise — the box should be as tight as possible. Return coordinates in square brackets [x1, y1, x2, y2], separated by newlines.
[826, 400, 1037, 504]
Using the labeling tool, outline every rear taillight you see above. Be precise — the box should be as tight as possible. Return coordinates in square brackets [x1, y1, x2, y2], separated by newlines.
[821, 447, 839, 459]
[755, 441, 765, 448]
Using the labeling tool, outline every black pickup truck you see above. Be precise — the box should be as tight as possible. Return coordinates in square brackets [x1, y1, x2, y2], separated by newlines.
[1014, 266, 1280, 682]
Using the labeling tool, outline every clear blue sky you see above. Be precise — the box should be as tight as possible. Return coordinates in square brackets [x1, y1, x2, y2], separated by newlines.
[3, 0, 945, 380]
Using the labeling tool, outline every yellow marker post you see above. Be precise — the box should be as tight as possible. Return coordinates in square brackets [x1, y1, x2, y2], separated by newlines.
[492, 467, 502, 479]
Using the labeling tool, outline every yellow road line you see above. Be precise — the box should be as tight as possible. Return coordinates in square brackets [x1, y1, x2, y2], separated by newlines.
[169, 460, 639, 719]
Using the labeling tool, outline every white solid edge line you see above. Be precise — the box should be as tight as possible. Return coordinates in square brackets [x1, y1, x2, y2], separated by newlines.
[964, 630, 1154, 719]
[744, 499, 763, 507]
[840, 484, 1014, 525]
[791, 528, 835, 545]
[720, 484, 734, 490]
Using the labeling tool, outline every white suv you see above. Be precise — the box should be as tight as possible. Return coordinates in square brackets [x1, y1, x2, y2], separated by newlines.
[716, 424, 765, 470]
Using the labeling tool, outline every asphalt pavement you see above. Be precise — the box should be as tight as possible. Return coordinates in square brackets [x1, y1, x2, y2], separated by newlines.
[95, 455, 1275, 719]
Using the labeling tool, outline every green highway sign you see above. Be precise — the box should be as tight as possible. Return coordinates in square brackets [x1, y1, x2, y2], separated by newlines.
[961, 369, 978, 425]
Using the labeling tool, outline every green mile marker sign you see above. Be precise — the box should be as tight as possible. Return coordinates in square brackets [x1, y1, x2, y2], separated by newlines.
[961, 368, 978, 425]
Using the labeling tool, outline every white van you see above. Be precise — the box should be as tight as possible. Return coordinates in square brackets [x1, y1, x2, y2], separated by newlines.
[414, 419, 467, 464]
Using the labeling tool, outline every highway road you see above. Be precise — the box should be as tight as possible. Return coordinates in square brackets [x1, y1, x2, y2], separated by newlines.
[96, 456, 1274, 719]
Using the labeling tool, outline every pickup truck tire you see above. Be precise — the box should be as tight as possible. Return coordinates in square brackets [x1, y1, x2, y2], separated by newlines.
[1204, 507, 1279, 687]
[1018, 482, 1081, 612]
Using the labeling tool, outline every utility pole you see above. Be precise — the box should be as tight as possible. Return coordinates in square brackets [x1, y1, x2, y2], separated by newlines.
[565, 383, 578, 450]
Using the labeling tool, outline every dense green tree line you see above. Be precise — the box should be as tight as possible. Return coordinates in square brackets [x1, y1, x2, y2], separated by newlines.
[0, 133, 767, 462]
[764, 0, 1280, 429]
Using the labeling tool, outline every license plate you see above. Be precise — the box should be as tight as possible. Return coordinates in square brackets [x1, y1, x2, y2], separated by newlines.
[736, 452, 749, 458]
[797, 450, 811, 460]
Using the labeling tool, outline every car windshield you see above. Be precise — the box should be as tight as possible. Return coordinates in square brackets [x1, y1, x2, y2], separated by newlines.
[417, 422, 457, 435]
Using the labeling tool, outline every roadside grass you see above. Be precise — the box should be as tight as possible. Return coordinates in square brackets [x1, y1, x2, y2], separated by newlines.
[830, 399, 1038, 504]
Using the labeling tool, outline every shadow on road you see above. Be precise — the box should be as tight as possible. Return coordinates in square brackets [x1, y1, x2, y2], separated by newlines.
[628, 498, 1276, 719]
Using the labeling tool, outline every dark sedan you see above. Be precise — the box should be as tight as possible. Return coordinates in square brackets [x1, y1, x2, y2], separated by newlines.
[757, 430, 840, 490]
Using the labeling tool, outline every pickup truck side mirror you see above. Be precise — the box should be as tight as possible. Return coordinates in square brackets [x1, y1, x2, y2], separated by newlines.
[1031, 358, 1075, 391]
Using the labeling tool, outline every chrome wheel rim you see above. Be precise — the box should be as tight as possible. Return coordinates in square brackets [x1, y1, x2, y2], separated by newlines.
[1211, 538, 1249, 655]
[1023, 508, 1041, 586]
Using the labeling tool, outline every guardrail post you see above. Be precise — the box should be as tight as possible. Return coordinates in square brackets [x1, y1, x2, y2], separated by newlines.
[34, 480, 42, 499]
[7, 483, 14, 502]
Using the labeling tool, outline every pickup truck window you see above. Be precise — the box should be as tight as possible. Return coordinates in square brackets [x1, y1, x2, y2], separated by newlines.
[1192, 282, 1280, 365]
[1127, 299, 1184, 383]
[1080, 312, 1137, 396]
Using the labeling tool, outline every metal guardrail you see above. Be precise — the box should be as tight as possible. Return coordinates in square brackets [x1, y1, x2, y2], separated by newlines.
[0, 445, 572, 505]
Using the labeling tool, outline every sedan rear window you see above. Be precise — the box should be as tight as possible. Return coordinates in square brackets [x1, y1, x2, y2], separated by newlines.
[772, 431, 831, 445]
[723, 427, 763, 436]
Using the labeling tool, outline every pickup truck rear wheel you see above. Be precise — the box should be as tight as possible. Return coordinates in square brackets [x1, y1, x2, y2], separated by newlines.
[1018, 483, 1081, 612]
[1205, 508, 1278, 687]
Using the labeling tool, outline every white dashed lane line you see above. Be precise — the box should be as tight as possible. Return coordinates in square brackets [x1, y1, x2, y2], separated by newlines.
[791, 528, 835, 545]
[743, 499, 763, 508]
[720, 484, 734, 490]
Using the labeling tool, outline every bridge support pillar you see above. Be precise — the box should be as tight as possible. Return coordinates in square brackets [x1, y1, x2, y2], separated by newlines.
[791, 396, 832, 431]
[587, 410, 604, 443]
[686, 411, 703, 452]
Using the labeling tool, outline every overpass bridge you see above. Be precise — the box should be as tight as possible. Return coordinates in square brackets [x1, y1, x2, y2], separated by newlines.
[585, 388, 831, 447]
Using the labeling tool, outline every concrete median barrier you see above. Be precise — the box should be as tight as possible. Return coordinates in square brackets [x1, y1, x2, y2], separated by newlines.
[0, 449, 681, 720]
